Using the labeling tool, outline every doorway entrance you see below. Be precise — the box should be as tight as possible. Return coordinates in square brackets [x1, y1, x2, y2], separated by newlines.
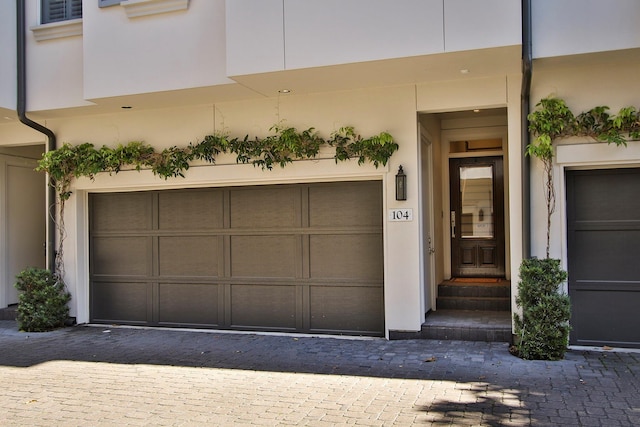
[449, 156, 505, 278]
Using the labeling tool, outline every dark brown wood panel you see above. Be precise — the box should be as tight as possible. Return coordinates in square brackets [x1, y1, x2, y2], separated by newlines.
[159, 236, 218, 276]
[230, 236, 297, 278]
[89, 181, 384, 335]
[91, 281, 149, 323]
[309, 234, 383, 280]
[92, 192, 152, 231]
[230, 186, 299, 228]
[158, 189, 224, 230]
[309, 285, 383, 333]
[158, 283, 219, 326]
[230, 284, 297, 329]
[92, 237, 150, 276]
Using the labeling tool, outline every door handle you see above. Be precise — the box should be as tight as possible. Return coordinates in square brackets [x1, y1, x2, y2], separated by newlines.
[450, 211, 456, 239]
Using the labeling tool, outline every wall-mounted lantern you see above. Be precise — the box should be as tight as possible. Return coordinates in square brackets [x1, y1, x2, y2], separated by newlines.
[395, 165, 406, 201]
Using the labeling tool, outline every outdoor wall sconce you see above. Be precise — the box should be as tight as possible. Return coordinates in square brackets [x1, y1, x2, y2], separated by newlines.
[395, 165, 407, 201]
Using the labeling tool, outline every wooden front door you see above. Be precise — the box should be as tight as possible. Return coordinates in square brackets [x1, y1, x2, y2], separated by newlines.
[450, 157, 505, 278]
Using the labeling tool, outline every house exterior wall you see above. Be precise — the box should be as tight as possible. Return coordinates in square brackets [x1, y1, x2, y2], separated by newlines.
[532, 0, 640, 59]
[227, 0, 520, 76]
[3, 0, 638, 338]
[83, 0, 232, 100]
[0, 2, 16, 116]
[48, 85, 423, 332]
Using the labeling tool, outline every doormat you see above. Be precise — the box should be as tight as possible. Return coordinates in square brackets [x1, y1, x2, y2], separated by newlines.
[451, 277, 501, 283]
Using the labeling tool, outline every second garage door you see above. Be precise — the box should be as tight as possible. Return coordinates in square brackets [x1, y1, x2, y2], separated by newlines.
[89, 181, 384, 336]
[566, 168, 640, 348]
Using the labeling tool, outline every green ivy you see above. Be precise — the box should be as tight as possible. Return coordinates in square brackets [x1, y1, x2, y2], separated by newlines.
[526, 97, 638, 258]
[37, 126, 398, 201]
[527, 97, 640, 157]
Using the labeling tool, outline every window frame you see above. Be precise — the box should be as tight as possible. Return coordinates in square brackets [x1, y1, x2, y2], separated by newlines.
[41, 0, 82, 24]
[99, 0, 121, 7]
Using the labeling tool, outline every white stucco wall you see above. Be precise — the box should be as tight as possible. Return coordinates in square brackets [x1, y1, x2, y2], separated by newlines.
[0, 2, 16, 114]
[226, 0, 520, 77]
[532, 0, 640, 59]
[83, 0, 232, 100]
[24, 3, 89, 112]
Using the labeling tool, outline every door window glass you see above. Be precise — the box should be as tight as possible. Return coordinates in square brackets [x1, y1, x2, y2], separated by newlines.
[459, 165, 494, 238]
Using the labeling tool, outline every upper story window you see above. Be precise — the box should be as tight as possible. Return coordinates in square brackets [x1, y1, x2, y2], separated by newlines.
[41, 0, 82, 24]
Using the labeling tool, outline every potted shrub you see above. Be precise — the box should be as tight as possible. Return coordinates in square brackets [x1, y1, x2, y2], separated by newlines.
[14, 267, 71, 332]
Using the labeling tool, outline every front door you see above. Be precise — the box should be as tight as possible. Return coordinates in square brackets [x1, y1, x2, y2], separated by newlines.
[450, 156, 505, 277]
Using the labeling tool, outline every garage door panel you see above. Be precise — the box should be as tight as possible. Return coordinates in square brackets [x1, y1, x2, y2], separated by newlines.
[571, 288, 640, 346]
[571, 170, 640, 222]
[310, 286, 383, 333]
[159, 236, 219, 276]
[93, 237, 149, 276]
[309, 181, 382, 227]
[572, 230, 640, 281]
[230, 284, 296, 329]
[230, 187, 298, 228]
[567, 168, 640, 348]
[158, 189, 224, 230]
[231, 235, 297, 278]
[92, 281, 148, 322]
[310, 234, 383, 280]
[158, 283, 219, 325]
[92, 192, 152, 231]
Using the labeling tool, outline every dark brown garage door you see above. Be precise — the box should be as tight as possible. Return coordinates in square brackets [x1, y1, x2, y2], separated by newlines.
[89, 181, 384, 335]
[566, 168, 640, 348]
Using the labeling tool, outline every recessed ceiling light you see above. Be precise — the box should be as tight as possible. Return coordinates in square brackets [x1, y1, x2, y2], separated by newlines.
[278, 89, 291, 94]
[473, 109, 480, 113]
[460, 69, 470, 74]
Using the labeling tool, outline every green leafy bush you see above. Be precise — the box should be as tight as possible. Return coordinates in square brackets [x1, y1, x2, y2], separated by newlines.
[513, 258, 571, 360]
[15, 268, 71, 332]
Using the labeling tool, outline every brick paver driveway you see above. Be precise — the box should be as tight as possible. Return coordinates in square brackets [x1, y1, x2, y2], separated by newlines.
[0, 321, 638, 426]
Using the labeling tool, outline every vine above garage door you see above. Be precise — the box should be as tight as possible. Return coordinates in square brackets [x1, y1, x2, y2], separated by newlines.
[36, 124, 398, 279]
[37, 125, 397, 202]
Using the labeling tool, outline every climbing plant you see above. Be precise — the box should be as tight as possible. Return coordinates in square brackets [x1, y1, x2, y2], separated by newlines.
[526, 97, 639, 258]
[36, 124, 398, 278]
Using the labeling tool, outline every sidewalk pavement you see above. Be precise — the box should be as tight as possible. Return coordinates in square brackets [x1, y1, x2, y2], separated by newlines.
[0, 320, 638, 426]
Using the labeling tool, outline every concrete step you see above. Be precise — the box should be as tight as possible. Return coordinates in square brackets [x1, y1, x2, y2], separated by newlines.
[421, 310, 512, 343]
[438, 283, 511, 298]
[436, 296, 511, 311]
[436, 280, 511, 311]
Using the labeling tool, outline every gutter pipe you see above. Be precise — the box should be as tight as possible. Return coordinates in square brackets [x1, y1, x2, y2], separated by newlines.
[521, 0, 532, 259]
[16, 0, 57, 273]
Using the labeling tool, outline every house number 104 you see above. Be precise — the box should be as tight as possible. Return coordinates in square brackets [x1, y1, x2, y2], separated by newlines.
[388, 209, 413, 222]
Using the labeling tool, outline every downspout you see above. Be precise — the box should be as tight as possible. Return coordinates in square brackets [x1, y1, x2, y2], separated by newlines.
[16, 0, 57, 273]
[521, 0, 532, 259]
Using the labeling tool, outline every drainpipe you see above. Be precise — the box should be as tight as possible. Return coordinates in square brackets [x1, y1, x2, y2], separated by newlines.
[16, 0, 57, 273]
[521, 0, 532, 259]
